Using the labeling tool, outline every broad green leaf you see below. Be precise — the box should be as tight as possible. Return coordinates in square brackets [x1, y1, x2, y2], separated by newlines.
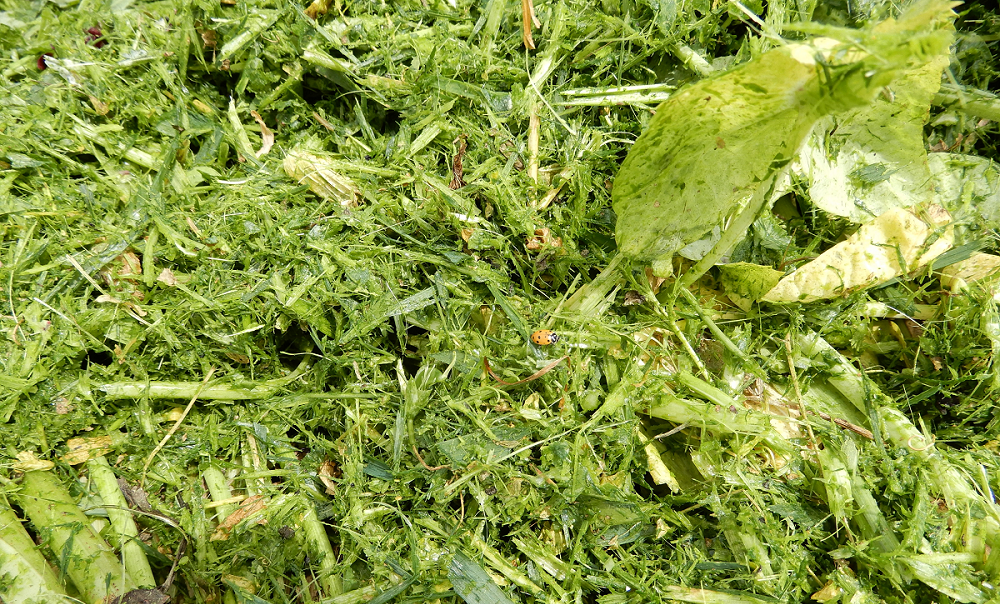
[612, 0, 956, 267]
[797, 56, 948, 222]
[636, 0, 677, 35]
[898, 555, 986, 603]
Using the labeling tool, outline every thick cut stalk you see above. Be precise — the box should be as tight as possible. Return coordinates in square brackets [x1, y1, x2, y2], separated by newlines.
[87, 456, 156, 588]
[101, 352, 312, 401]
[934, 83, 1000, 122]
[880, 407, 1000, 562]
[203, 466, 237, 523]
[0, 499, 70, 603]
[270, 443, 343, 597]
[562, 253, 625, 316]
[661, 585, 784, 603]
[17, 470, 135, 604]
[300, 500, 343, 596]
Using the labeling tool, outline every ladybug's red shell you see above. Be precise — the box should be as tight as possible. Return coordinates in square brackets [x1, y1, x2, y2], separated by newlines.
[531, 330, 559, 345]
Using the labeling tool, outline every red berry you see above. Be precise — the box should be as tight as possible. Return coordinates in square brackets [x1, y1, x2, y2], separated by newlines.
[85, 26, 107, 48]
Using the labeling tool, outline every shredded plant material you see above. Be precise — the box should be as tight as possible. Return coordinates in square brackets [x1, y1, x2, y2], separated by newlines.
[4, 0, 1000, 603]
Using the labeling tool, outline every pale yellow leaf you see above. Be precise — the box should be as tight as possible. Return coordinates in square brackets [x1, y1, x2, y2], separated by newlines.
[763, 206, 952, 303]
[61, 436, 114, 465]
[14, 451, 55, 472]
[939, 253, 1000, 291]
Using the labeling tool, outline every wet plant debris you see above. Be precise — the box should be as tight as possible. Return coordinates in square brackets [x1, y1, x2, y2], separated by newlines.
[5, 0, 1000, 603]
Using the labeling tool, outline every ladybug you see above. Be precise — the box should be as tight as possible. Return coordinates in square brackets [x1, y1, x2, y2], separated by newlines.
[530, 330, 559, 346]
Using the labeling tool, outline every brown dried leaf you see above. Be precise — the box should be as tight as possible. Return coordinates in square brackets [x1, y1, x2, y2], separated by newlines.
[526, 228, 562, 252]
[623, 291, 646, 306]
[250, 110, 274, 158]
[118, 477, 153, 512]
[319, 459, 340, 495]
[89, 95, 110, 115]
[645, 267, 665, 294]
[210, 495, 269, 541]
[225, 352, 250, 364]
[304, 0, 334, 18]
[200, 29, 217, 48]
[450, 135, 468, 189]
[114, 588, 170, 604]
[157, 268, 178, 286]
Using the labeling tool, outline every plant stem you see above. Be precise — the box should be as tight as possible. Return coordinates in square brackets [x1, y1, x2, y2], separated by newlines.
[87, 456, 156, 588]
[17, 470, 135, 604]
[934, 83, 1000, 122]
[0, 496, 69, 602]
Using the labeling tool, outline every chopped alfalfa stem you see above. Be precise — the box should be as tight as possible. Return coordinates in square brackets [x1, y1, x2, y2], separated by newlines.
[283, 148, 360, 208]
[0, 497, 70, 602]
[87, 456, 157, 589]
[16, 470, 136, 602]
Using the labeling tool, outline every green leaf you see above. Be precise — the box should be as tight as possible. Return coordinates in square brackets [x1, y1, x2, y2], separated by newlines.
[612, 0, 956, 267]
[762, 206, 952, 303]
[898, 554, 986, 603]
[717, 262, 783, 308]
[797, 57, 948, 222]
[448, 551, 518, 604]
[637, 0, 677, 35]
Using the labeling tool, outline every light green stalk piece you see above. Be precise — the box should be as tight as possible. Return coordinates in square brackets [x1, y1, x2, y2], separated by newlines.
[283, 148, 359, 208]
[0, 500, 70, 604]
[87, 456, 156, 588]
[17, 470, 135, 604]
[612, 0, 956, 272]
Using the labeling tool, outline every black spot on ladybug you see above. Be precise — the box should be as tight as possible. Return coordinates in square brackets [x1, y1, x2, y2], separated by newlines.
[530, 330, 559, 346]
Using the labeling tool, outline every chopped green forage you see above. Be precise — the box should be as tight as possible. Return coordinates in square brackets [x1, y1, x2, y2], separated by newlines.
[5, 0, 1000, 602]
